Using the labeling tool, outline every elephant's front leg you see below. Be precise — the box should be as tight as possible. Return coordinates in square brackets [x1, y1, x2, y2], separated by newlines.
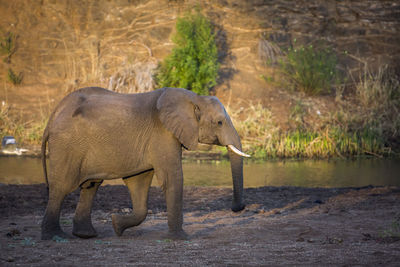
[112, 170, 154, 236]
[158, 164, 187, 240]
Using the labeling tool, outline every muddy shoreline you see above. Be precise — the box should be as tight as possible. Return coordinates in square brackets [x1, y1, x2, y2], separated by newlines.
[1, 184, 400, 265]
[0, 145, 227, 160]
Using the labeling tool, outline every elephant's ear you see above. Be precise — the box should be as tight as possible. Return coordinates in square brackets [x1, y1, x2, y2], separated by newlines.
[156, 88, 199, 150]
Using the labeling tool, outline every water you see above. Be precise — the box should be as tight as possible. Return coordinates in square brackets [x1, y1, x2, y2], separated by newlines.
[0, 156, 399, 188]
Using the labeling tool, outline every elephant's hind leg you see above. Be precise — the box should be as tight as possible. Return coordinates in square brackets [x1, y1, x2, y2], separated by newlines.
[72, 180, 103, 238]
[41, 187, 69, 240]
[112, 170, 154, 236]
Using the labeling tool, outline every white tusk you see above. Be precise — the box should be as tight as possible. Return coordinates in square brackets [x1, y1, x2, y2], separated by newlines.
[227, 145, 251, 158]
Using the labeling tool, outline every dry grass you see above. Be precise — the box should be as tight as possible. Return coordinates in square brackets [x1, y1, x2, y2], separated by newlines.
[1, 48, 398, 160]
[258, 39, 282, 65]
[356, 65, 399, 109]
[351, 65, 400, 142]
[0, 101, 48, 146]
[58, 37, 158, 94]
[226, 102, 279, 156]
[104, 59, 158, 93]
[227, 65, 399, 159]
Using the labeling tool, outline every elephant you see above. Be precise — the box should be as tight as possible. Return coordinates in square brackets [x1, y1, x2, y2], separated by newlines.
[41, 86, 248, 240]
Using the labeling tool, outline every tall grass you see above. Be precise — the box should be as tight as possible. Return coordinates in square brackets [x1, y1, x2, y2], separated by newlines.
[0, 102, 48, 146]
[352, 65, 400, 149]
[356, 65, 399, 109]
[106, 60, 157, 93]
[226, 102, 279, 158]
[228, 70, 396, 160]
[262, 128, 388, 159]
[229, 103, 389, 159]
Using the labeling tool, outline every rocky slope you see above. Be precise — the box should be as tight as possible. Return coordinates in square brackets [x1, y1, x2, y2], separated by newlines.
[0, 0, 399, 127]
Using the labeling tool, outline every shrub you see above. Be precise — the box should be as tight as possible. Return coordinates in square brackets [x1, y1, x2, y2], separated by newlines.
[7, 68, 23, 85]
[280, 42, 338, 95]
[156, 10, 219, 95]
[0, 32, 15, 63]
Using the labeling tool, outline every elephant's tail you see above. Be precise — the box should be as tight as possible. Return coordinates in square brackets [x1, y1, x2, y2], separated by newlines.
[41, 124, 49, 188]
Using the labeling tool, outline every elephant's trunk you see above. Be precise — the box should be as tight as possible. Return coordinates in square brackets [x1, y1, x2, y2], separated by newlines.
[228, 137, 246, 212]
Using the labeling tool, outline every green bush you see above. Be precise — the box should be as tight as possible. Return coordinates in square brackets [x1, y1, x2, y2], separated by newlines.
[0, 32, 15, 63]
[8, 68, 22, 85]
[156, 10, 219, 95]
[280, 42, 338, 95]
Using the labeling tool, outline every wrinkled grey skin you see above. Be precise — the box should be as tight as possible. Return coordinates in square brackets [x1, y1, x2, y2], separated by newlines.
[41, 87, 245, 240]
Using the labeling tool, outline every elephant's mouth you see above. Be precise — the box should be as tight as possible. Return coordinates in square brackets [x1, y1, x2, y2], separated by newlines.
[227, 145, 251, 158]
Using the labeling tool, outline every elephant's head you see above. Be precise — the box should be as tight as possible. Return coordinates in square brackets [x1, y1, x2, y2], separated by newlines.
[157, 88, 248, 212]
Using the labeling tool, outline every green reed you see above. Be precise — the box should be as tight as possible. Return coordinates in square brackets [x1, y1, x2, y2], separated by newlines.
[246, 128, 389, 159]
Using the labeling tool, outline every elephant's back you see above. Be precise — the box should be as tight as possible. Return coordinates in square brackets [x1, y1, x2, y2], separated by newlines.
[47, 87, 162, 142]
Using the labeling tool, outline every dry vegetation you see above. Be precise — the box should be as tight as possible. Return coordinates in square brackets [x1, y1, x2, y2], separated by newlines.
[0, 1, 399, 159]
[226, 65, 400, 158]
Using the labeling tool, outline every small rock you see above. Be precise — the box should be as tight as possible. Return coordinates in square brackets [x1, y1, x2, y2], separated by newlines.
[362, 233, 373, 241]
[121, 208, 132, 213]
[6, 228, 21, 238]
[325, 236, 343, 244]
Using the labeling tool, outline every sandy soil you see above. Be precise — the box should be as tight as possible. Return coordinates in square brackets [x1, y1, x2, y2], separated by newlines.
[0, 184, 400, 266]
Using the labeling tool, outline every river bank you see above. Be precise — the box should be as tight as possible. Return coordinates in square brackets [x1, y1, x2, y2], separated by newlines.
[1, 184, 399, 265]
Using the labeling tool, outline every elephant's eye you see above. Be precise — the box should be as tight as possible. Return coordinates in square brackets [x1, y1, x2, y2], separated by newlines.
[217, 120, 223, 126]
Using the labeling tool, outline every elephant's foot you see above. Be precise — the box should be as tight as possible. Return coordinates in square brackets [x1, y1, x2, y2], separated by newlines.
[231, 202, 245, 212]
[111, 214, 125, 236]
[166, 229, 189, 240]
[72, 221, 98, 238]
[112, 212, 147, 236]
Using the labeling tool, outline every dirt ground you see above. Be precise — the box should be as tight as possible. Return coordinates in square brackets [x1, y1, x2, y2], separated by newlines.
[0, 184, 400, 266]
